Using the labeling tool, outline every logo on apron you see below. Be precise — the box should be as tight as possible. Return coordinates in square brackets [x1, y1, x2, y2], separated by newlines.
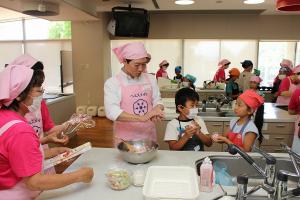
[133, 99, 148, 116]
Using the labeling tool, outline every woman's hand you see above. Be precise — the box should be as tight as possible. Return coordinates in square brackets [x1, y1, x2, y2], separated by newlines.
[44, 147, 71, 159]
[45, 131, 69, 145]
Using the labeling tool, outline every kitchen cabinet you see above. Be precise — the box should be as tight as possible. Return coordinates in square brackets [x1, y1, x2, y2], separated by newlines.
[260, 122, 294, 153]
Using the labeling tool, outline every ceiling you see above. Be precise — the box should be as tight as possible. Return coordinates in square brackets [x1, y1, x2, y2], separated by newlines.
[95, 0, 300, 15]
[0, 0, 299, 22]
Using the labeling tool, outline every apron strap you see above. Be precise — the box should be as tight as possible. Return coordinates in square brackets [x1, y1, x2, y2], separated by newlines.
[0, 120, 24, 136]
[231, 119, 250, 135]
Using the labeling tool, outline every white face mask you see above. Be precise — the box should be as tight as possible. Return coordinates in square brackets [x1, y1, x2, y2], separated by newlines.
[182, 81, 190, 88]
[27, 95, 43, 113]
[186, 108, 198, 119]
[278, 74, 286, 80]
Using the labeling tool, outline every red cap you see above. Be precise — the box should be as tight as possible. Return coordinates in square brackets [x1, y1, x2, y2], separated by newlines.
[239, 90, 264, 111]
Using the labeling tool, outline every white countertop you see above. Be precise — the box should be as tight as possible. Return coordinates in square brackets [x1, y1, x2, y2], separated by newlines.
[163, 98, 296, 123]
[37, 148, 289, 200]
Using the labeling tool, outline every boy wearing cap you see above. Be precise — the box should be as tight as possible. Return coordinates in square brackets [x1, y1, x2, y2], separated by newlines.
[173, 66, 183, 83]
[237, 60, 254, 92]
[212, 90, 264, 152]
[226, 68, 240, 100]
[183, 74, 197, 90]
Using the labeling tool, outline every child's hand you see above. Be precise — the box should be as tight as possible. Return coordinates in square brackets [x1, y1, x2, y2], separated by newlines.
[183, 126, 195, 138]
[212, 135, 231, 144]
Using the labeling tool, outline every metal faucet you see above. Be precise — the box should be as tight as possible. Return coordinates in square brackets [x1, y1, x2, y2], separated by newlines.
[201, 100, 207, 112]
[280, 143, 300, 186]
[216, 94, 232, 112]
[235, 174, 274, 200]
[228, 144, 277, 188]
[273, 170, 300, 200]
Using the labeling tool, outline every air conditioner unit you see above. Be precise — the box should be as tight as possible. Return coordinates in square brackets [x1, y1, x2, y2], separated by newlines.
[22, 1, 59, 16]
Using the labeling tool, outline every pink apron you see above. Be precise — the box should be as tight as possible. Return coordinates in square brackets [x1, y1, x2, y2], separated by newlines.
[114, 73, 157, 145]
[276, 77, 299, 105]
[0, 120, 42, 200]
[25, 110, 55, 174]
[292, 115, 300, 154]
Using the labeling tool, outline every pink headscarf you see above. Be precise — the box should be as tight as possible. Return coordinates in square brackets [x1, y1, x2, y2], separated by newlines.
[250, 76, 262, 83]
[113, 42, 149, 63]
[239, 90, 264, 111]
[218, 59, 231, 67]
[159, 60, 169, 68]
[293, 65, 300, 74]
[0, 65, 33, 108]
[280, 59, 293, 70]
[8, 54, 38, 69]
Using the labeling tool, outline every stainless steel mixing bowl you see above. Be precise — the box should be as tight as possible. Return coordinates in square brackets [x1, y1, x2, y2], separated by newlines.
[117, 139, 159, 164]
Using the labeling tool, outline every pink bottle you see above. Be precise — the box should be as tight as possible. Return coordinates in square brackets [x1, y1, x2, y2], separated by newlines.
[200, 157, 214, 192]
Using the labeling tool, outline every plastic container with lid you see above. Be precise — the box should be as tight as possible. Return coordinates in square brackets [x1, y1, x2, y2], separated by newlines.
[106, 168, 131, 190]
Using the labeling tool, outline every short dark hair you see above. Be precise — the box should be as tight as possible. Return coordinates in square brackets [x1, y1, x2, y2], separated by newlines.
[175, 88, 199, 113]
[3, 67, 45, 111]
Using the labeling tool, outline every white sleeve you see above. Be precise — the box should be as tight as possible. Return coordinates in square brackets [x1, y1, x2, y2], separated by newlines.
[104, 77, 123, 121]
[195, 117, 209, 135]
[148, 74, 164, 107]
[244, 120, 259, 137]
[164, 120, 179, 141]
[229, 119, 237, 131]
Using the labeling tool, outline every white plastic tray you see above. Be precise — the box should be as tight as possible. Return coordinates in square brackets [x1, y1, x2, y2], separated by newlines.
[143, 166, 199, 200]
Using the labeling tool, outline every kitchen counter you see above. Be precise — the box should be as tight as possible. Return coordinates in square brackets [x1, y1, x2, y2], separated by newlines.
[163, 98, 296, 123]
[37, 148, 287, 200]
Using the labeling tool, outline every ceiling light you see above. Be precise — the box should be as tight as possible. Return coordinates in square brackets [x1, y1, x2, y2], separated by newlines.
[243, 0, 265, 4]
[175, 0, 195, 5]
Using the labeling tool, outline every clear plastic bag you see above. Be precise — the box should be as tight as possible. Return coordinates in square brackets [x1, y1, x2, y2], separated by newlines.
[106, 168, 131, 190]
[213, 161, 234, 186]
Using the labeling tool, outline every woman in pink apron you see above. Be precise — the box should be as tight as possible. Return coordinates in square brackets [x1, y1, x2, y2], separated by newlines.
[276, 65, 300, 105]
[288, 88, 300, 154]
[0, 58, 93, 199]
[9, 54, 70, 175]
[212, 90, 264, 152]
[104, 42, 164, 145]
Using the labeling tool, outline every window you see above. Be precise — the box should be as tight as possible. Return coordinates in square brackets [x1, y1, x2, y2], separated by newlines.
[220, 40, 257, 72]
[0, 19, 72, 93]
[25, 41, 72, 92]
[184, 40, 220, 87]
[0, 42, 23, 70]
[258, 41, 296, 86]
[25, 19, 71, 40]
[110, 39, 182, 79]
[0, 20, 23, 41]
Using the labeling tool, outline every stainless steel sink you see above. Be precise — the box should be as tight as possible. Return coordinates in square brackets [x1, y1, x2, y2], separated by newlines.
[195, 155, 299, 187]
[198, 111, 236, 117]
